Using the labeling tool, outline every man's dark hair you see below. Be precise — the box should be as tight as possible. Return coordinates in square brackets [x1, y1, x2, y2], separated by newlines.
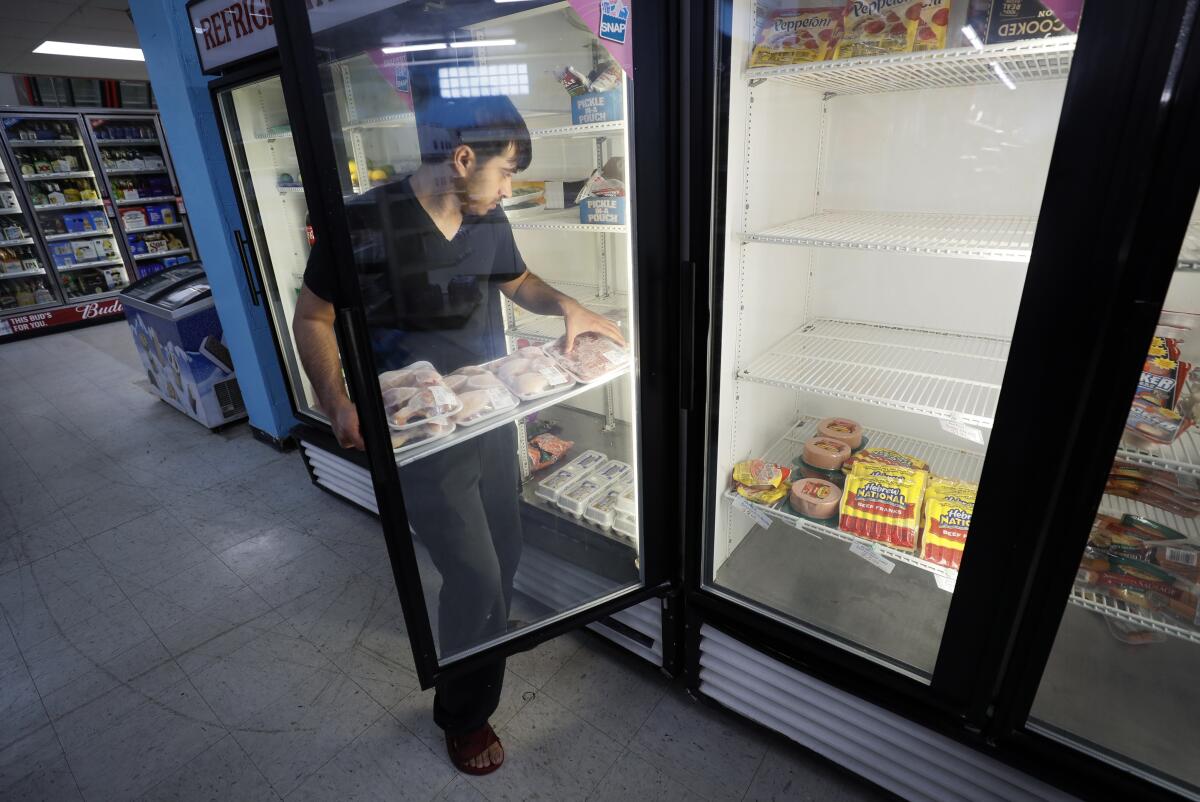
[415, 95, 532, 171]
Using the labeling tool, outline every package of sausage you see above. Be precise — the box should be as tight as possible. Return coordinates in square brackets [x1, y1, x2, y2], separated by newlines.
[840, 460, 929, 552]
[920, 477, 977, 570]
[842, 447, 929, 474]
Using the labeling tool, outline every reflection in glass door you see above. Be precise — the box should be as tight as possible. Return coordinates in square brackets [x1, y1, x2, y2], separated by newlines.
[1028, 194, 1200, 795]
[218, 76, 323, 422]
[300, 0, 642, 667]
[704, 1, 1085, 678]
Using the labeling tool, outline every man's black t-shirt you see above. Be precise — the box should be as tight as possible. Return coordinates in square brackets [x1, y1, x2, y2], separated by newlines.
[304, 177, 527, 374]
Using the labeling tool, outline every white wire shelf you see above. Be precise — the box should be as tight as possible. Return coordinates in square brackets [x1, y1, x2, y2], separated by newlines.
[1178, 224, 1200, 271]
[57, 259, 124, 271]
[1115, 429, 1200, 477]
[106, 168, 168, 176]
[0, 237, 34, 247]
[1096, 494, 1200, 541]
[745, 210, 1036, 262]
[33, 200, 103, 211]
[506, 292, 629, 343]
[97, 138, 160, 146]
[528, 120, 625, 139]
[44, 229, 112, 242]
[394, 366, 630, 467]
[24, 171, 94, 180]
[343, 112, 416, 130]
[10, 139, 83, 147]
[741, 319, 1008, 428]
[254, 130, 293, 141]
[125, 223, 184, 234]
[0, 269, 45, 279]
[133, 249, 191, 261]
[509, 208, 628, 234]
[1069, 588, 1200, 646]
[116, 196, 174, 206]
[745, 36, 1076, 95]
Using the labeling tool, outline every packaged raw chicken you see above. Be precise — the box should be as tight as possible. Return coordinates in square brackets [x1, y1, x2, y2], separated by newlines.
[840, 460, 929, 552]
[543, 332, 631, 383]
[921, 477, 977, 570]
[453, 386, 519, 427]
[378, 360, 446, 391]
[486, 349, 575, 401]
[528, 433, 575, 471]
[388, 384, 462, 430]
[748, 3, 846, 67]
[390, 419, 455, 453]
[836, 0, 922, 59]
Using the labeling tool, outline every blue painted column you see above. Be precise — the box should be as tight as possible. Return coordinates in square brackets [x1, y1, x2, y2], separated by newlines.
[129, 0, 297, 442]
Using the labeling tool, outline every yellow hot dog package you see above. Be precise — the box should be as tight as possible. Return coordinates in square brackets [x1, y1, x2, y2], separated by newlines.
[840, 461, 929, 552]
[921, 478, 977, 570]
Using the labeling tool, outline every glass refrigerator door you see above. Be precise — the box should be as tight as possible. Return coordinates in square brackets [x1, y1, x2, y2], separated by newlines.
[705, 1, 1087, 680]
[217, 75, 324, 422]
[299, 0, 651, 678]
[1027, 195, 1200, 794]
[86, 115, 197, 282]
[0, 142, 60, 312]
[1, 113, 127, 301]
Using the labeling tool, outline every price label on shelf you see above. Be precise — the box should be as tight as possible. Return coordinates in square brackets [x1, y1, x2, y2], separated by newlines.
[934, 573, 957, 593]
[733, 496, 773, 529]
[849, 541, 895, 574]
[939, 415, 985, 446]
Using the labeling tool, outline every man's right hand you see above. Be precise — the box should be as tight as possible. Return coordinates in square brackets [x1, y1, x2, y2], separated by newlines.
[332, 401, 365, 450]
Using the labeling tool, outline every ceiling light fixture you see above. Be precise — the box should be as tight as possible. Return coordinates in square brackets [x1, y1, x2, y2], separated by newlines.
[381, 42, 448, 54]
[450, 38, 517, 49]
[33, 41, 145, 61]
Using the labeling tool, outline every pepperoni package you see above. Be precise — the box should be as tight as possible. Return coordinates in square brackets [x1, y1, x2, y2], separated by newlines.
[911, 0, 953, 51]
[749, 3, 847, 67]
[840, 460, 929, 552]
[836, 0, 923, 60]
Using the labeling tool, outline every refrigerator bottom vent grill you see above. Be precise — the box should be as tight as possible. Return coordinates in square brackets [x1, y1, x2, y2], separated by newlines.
[698, 626, 1074, 802]
[300, 440, 379, 515]
[514, 546, 663, 667]
[214, 378, 245, 419]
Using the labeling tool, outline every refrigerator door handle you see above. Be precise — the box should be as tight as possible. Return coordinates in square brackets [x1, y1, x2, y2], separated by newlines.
[233, 228, 262, 306]
[679, 260, 697, 410]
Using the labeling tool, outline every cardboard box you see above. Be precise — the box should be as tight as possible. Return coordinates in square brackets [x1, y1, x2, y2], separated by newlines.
[579, 196, 626, 226]
[967, 0, 1081, 45]
[49, 243, 75, 267]
[544, 179, 587, 210]
[571, 91, 622, 126]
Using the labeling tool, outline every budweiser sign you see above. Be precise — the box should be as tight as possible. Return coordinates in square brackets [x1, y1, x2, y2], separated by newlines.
[0, 298, 124, 340]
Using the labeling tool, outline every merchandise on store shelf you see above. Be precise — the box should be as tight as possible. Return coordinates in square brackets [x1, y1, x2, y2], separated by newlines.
[835, 0, 924, 59]
[748, 2, 846, 66]
[558, 461, 625, 517]
[789, 477, 842, 519]
[965, 0, 1081, 45]
[487, 346, 575, 401]
[1125, 335, 1195, 445]
[390, 420, 455, 453]
[839, 459, 929, 552]
[378, 361, 463, 430]
[528, 433, 576, 471]
[1105, 463, 1200, 518]
[733, 458, 792, 504]
[543, 332, 630, 382]
[920, 478, 977, 569]
[452, 386, 519, 426]
[817, 417, 863, 449]
[843, 447, 930, 474]
[911, 0, 953, 50]
[585, 478, 632, 529]
[802, 436, 852, 470]
[536, 462, 591, 504]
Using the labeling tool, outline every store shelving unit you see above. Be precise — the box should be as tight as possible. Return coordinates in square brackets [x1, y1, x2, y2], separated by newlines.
[509, 207, 628, 234]
[744, 36, 1077, 94]
[1069, 588, 1200, 646]
[44, 230, 112, 242]
[8, 138, 83, 147]
[507, 291, 628, 343]
[740, 319, 1008, 428]
[116, 195, 174, 206]
[745, 211, 1037, 262]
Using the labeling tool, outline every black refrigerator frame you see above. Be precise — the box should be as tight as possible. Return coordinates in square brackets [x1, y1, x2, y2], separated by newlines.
[267, 0, 685, 688]
[683, 1, 1200, 801]
[207, 54, 332, 439]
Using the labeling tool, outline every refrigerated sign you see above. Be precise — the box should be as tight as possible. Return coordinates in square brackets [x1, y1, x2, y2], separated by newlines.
[0, 298, 124, 340]
[188, 0, 414, 73]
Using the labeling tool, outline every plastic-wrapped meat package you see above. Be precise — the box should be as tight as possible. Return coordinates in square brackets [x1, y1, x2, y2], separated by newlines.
[486, 349, 575, 400]
[378, 360, 446, 391]
[390, 419, 455, 452]
[452, 386, 519, 426]
[528, 434, 575, 471]
[544, 332, 630, 382]
[388, 385, 462, 430]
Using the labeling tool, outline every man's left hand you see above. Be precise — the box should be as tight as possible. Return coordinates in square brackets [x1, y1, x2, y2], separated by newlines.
[562, 299, 626, 353]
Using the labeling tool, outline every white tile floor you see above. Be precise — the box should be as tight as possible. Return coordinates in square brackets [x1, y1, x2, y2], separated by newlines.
[0, 322, 894, 802]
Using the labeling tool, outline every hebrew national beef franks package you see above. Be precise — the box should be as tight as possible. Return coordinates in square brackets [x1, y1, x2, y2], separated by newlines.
[840, 460, 929, 552]
[749, 2, 847, 66]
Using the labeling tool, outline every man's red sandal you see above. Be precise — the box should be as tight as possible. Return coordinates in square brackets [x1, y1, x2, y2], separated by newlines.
[446, 723, 505, 776]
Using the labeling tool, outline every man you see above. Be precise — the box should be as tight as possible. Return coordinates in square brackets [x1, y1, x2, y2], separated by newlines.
[293, 95, 623, 774]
